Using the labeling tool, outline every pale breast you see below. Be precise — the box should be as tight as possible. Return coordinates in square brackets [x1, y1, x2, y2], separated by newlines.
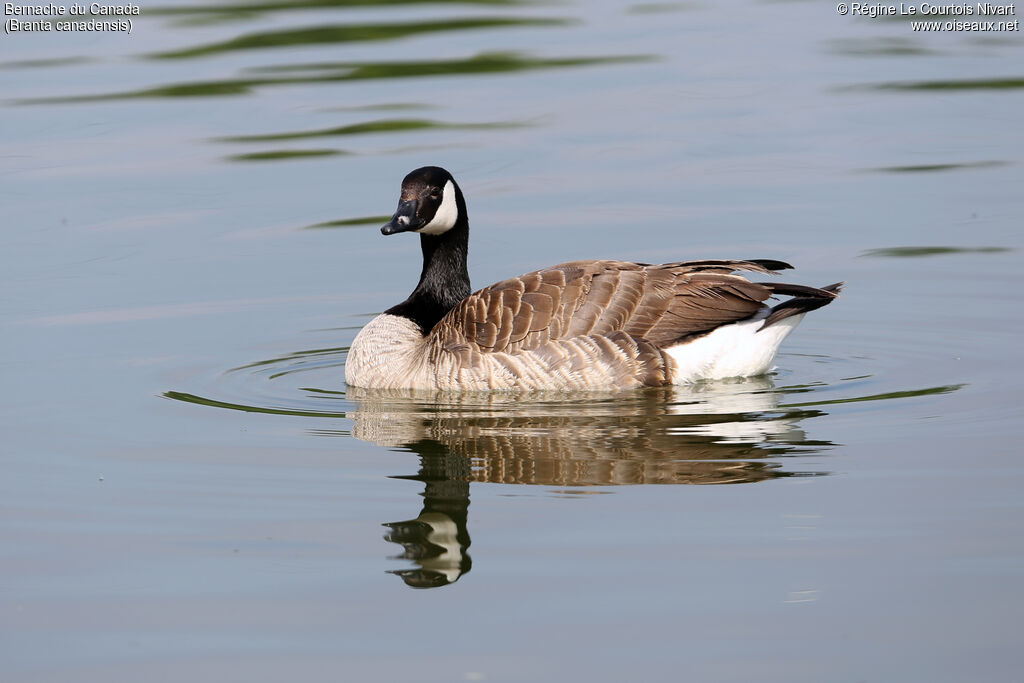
[347, 313, 660, 391]
[346, 314, 434, 389]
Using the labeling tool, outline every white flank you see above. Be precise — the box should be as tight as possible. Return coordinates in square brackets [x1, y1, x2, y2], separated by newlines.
[417, 179, 458, 235]
[665, 311, 806, 383]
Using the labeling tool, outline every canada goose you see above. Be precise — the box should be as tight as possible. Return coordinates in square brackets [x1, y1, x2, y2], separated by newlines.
[345, 166, 841, 391]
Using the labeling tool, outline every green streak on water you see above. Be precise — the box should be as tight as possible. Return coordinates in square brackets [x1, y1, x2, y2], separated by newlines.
[779, 384, 965, 408]
[866, 160, 1008, 173]
[305, 215, 392, 229]
[217, 118, 525, 143]
[860, 246, 1011, 258]
[225, 149, 345, 162]
[17, 52, 653, 104]
[229, 346, 350, 373]
[872, 76, 1024, 91]
[163, 391, 346, 417]
[249, 51, 656, 77]
[302, 387, 347, 395]
[322, 102, 432, 112]
[829, 37, 937, 57]
[152, 0, 528, 27]
[150, 17, 571, 59]
[148, 0, 527, 19]
[0, 56, 92, 69]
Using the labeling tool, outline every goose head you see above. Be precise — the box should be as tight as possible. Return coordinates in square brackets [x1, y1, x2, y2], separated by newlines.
[381, 166, 465, 237]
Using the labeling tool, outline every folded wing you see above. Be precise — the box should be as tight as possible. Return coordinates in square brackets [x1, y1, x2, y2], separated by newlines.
[431, 259, 789, 354]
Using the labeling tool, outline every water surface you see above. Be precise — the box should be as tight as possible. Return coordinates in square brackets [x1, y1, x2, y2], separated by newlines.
[3, 1, 1023, 681]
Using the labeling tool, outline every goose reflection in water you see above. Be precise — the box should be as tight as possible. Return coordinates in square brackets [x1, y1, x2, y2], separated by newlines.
[346, 377, 832, 588]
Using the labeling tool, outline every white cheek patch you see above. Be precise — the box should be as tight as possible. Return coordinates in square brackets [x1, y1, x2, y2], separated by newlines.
[417, 180, 458, 235]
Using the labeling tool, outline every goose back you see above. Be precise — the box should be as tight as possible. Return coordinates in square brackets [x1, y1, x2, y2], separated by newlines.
[437, 259, 781, 354]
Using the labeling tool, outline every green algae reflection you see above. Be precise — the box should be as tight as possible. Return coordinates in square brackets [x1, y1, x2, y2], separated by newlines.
[150, 17, 571, 59]
[148, 0, 528, 26]
[225, 149, 346, 162]
[860, 246, 1010, 258]
[18, 52, 652, 104]
[779, 384, 965, 409]
[865, 76, 1024, 91]
[866, 160, 1008, 174]
[304, 215, 392, 229]
[164, 390, 347, 418]
[216, 118, 524, 143]
[828, 37, 937, 57]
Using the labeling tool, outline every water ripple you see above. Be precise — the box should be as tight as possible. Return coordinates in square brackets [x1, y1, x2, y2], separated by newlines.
[15, 52, 652, 104]
[162, 338, 961, 492]
[149, 17, 571, 60]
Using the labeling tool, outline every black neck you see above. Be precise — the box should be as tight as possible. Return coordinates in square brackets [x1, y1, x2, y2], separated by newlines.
[385, 195, 471, 335]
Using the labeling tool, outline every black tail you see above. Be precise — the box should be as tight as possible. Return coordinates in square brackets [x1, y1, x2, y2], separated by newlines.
[759, 282, 843, 329]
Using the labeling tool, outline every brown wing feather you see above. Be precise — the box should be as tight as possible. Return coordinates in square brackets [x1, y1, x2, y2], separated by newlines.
[433, 259, 784, 354]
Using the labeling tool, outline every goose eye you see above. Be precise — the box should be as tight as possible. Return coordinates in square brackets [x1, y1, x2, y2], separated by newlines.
[429, 187, 441, 200]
